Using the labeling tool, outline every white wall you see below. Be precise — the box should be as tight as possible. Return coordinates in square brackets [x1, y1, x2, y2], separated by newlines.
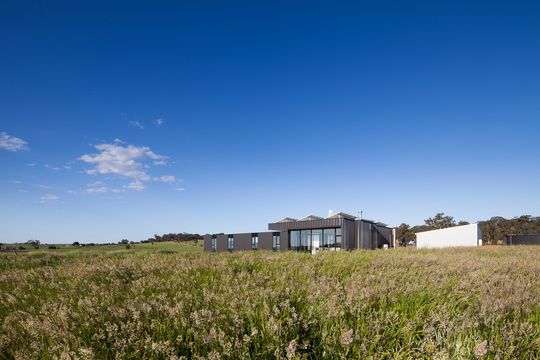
[416, 223, 482, 248]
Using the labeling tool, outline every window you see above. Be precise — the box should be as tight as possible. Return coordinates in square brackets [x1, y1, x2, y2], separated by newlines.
[211, 236, 217, 252]
[227, 235, 234, 251]
[272, 233, 280, 251]
[311, 229, 322, 249]
[336, 227, 342, 247]
[290, 230, 300, 250]
[251, 234, 259, 250]
[322, 228, 335, 248]
[300, 230, 311, 251]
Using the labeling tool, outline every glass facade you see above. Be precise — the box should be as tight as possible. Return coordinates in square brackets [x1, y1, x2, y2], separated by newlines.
[211, 237, 217, 251]
[322, 228, 335, 248]
[227, 235, 234, 251]
[290, 228, 342, 251]
[290, 230, 301, 250]
[272, 233, 280, 251]
[300, 230, 311, 251]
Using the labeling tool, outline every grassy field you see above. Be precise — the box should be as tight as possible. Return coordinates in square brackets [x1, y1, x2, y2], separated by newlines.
[0, 245, 539, 359]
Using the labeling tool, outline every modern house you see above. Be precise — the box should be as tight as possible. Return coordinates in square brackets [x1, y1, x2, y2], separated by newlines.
[415, 223, 483, 248]
[203, 212, 395, 252]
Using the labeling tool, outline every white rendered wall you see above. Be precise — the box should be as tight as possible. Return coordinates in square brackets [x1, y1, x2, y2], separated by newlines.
[416, 223, 482, 248]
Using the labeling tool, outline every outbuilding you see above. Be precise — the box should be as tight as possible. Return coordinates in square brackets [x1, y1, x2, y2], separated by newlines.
[415, 223, 482, 248]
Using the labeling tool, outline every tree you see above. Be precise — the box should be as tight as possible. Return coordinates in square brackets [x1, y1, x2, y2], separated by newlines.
[72, 241, 80, 246]
[424, 213, 456, 229]
[395, 223, 415, 246]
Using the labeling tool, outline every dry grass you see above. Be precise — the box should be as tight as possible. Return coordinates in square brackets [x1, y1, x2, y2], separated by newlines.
[0, 246, 539, 359]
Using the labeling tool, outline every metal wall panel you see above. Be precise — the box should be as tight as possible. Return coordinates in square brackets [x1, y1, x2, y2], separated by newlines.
[258, 232, 273, 250]
[203, 235, 212, 251]
[506, 234, 540, 245]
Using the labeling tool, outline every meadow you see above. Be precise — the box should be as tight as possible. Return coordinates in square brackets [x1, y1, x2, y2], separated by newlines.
[0, 243, 539, 359]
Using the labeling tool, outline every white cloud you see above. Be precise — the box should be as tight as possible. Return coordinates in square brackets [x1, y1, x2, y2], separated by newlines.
[40, 194, 59, 203]
[35, 184, 51, 189]
[10, 180, 22, 184]
[67, 190, 77, 194]
[64, 165, 72, 170]
[0, 132, 28, 152]
[129, 121, 144, 129]
[26, 163, 36, 167]
[155, 118, 164, 127]
[111, 188, 125, 193]
[79, 143, 167, 182]
[155, 175, 176, 183]
[174, 187, 185, 191]
[44, 164, 60, 170]
[126, 181, 145, 191]
[86, 181, 107, 193]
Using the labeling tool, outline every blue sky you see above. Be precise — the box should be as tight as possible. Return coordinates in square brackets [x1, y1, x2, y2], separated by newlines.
[1, 1, 539, 243]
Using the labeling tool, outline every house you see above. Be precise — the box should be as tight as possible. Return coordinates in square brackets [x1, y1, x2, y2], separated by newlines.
[203, 212, 395, 252]
[415, 223, 482, 248]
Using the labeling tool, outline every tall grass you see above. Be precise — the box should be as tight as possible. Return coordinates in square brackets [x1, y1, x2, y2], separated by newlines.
[0, 246, 539, 359]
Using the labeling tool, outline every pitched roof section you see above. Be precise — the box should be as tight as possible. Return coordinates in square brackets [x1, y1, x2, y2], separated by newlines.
[298, 215, 324, 221]
[327, 212, 357, 220]
[276, 217, 297, 223]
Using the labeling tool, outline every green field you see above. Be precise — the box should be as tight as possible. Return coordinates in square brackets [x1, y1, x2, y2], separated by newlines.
[0, 244, 539, 359]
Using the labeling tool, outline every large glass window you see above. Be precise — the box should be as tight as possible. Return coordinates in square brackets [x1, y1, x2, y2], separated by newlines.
[311, 229, 322, 249]
[227, 235, 234, 251]
[290, 231, 300, 250]
[272, 233, 280, 251]
[251, 234, 259, 250]
[301, 230, 311, 251]
[211, 236, 217, 252]
[322, 228, 335, 248]
[336, 228, 342, 247]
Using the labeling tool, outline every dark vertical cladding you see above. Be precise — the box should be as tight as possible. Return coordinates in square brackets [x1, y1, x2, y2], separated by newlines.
[342, 219, 355, 250]
[506, 234, 540, 245]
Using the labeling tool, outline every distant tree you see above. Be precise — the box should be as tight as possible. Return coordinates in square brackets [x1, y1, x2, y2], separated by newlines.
[457, 221, 470, 226]
[424, 213, 456, 229]
[72, 241, 80, 246]
[395, 223, 415, 246]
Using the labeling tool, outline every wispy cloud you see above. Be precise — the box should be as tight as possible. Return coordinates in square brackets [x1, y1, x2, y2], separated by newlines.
[155, 175, 176, 183]
[35, 184, 52, 189]
[44, 164, 60, 170]
[40, 194, 59, 203]
[155, 118, 164, 127]
[129, 121, 144, 130]
[126, 181, 145, 191]
[85, 181, 107, 193]
[174, 187, 185, 192]
[26, 163, 36, 167]
[0, 131, 28, 152]
[79, 142, 167, 183]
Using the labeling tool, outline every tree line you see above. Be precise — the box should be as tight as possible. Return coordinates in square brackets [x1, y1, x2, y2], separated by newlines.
[141, 232, 202, 243]
[396, 213, 540, 246]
